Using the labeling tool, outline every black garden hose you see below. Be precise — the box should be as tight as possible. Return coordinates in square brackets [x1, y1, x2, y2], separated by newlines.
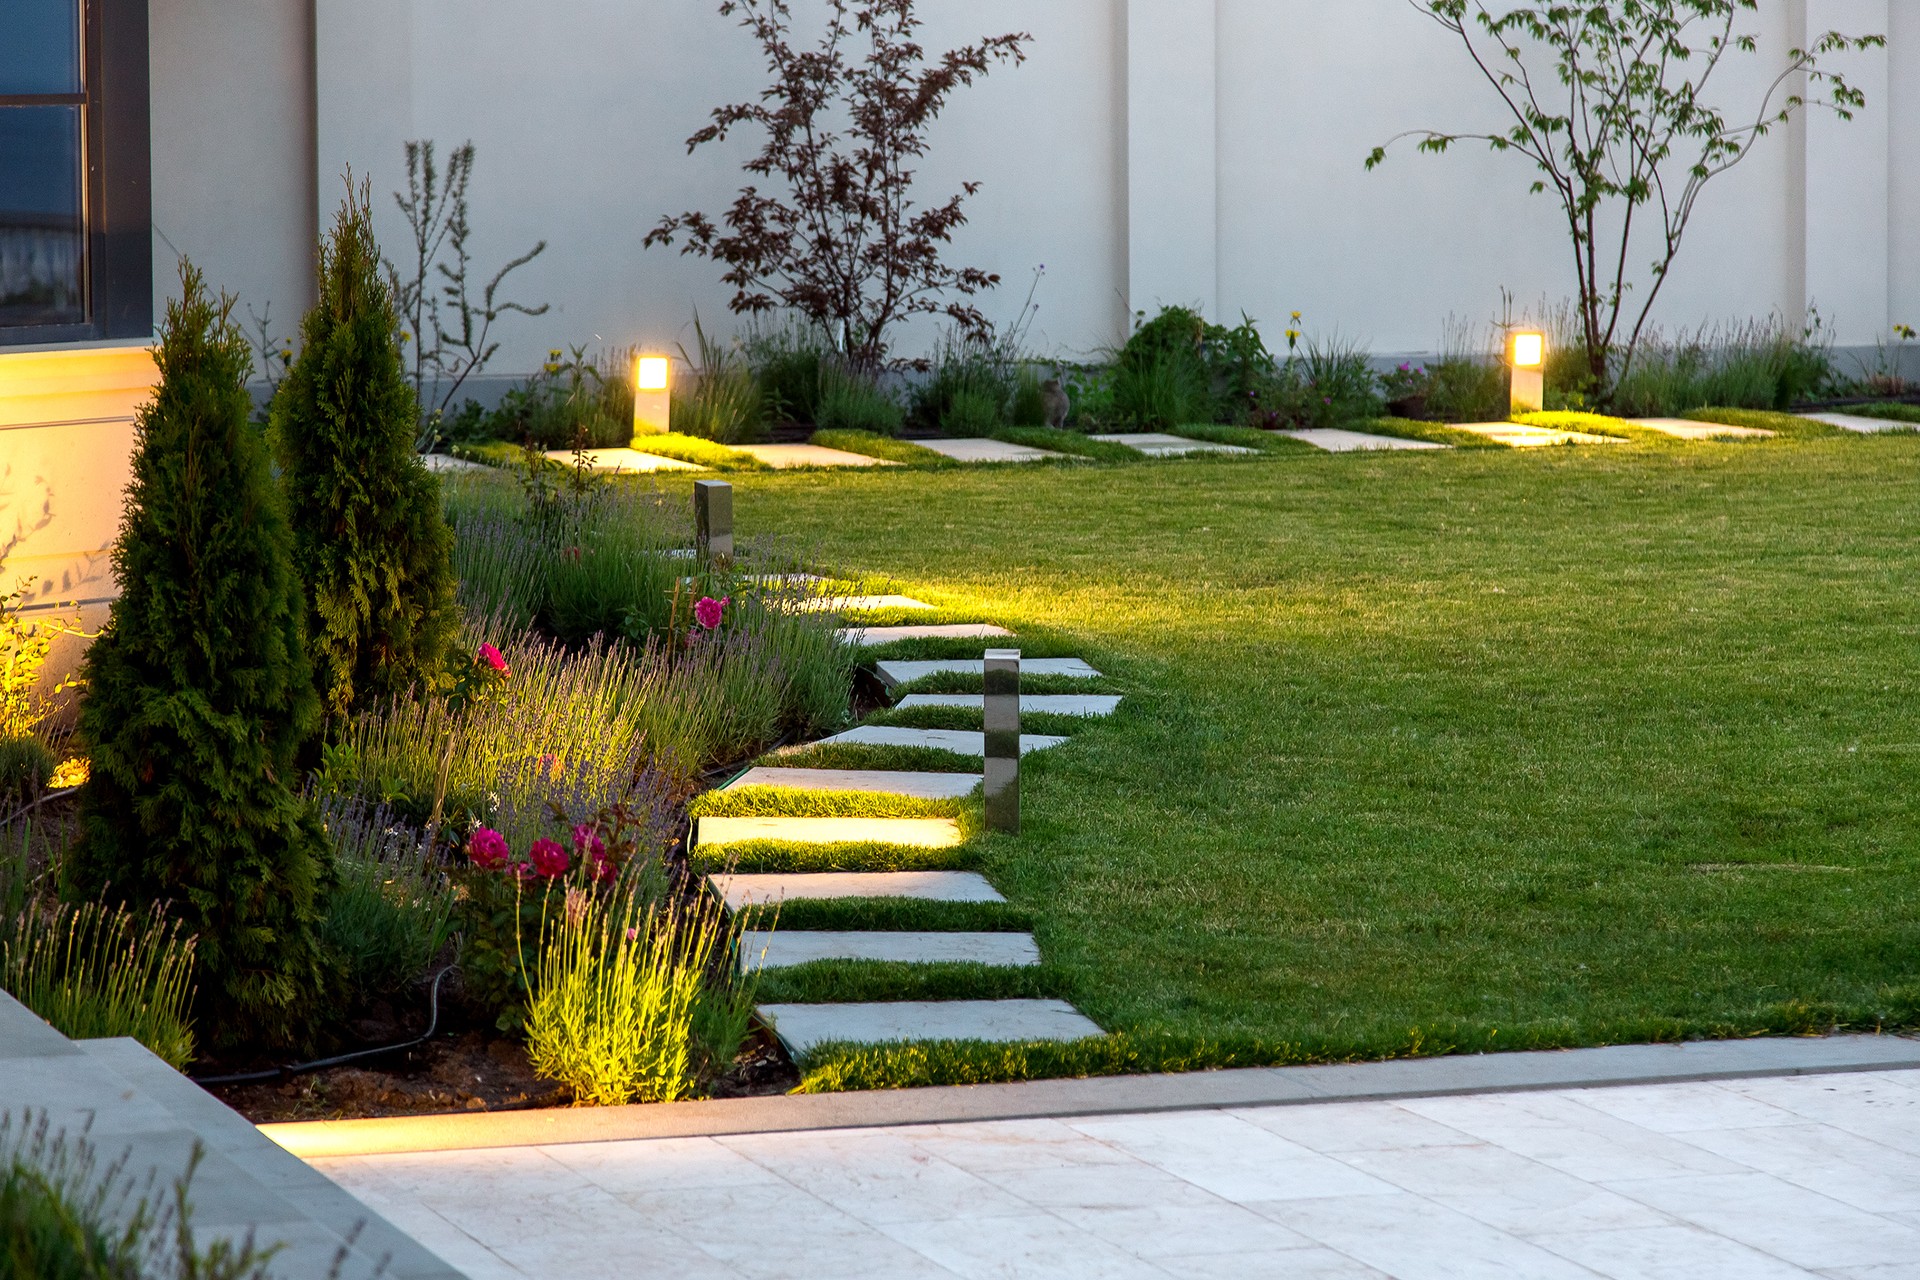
[190, 965, 456, 1087]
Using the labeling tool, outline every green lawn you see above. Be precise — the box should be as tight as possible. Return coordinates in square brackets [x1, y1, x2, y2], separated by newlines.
[708, 436, 1920, 1082]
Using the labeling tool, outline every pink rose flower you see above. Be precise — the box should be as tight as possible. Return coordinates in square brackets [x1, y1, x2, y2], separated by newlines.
[477, 643, 510, 676]
[528, 838, 569, 878]
[571, 824, 606, 857]
[693, 595, 729, 630]
[467, 828, 510, 870]
[590, 852, 617, 885]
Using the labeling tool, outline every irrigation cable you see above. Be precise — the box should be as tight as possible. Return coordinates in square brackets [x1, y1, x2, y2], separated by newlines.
[189, 964, 456, 1087]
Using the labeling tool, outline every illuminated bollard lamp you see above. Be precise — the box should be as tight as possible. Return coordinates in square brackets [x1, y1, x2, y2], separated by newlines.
[694, 479, 733, 563]
[633, 353, 671, 439]
[1508, 329, 1546, 415]
[984, 649, 1021, 834]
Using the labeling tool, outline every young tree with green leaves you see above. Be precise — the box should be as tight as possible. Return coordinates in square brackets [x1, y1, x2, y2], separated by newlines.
[274, 182, 459, 717]
[1368, 1, 1883, 396]
[71, 264, 332, 1050]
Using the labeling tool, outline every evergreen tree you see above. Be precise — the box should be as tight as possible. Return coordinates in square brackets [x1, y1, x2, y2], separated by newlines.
[274, 182, 458, 718]
[71, 264, 332, 1049]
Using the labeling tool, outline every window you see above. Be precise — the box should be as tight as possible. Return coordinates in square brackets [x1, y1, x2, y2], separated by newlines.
[0, 0, 149, 343]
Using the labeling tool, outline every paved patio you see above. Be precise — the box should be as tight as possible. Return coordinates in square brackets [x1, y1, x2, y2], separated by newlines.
[312, 1067, 1920, 1278]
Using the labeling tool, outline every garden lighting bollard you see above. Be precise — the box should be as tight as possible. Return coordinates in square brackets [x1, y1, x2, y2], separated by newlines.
[984, 648, 1020, 834]
[695, 480, 733, 562]
[1508, 329, 1546, 415]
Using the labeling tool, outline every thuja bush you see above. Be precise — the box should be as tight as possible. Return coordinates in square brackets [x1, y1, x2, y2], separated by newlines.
[274, 182, 459, 718]
[71, 265, 332, 1050]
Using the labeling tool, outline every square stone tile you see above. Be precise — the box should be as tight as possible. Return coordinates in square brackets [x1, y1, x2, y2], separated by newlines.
[1603, 1171, 1920, 1269]
[723, 766, 982, 800]
[813, 725, 1068, 755]
[840, 624, 1015, 646]
[1282, 428, 1447, 453]
[1230, 1100, 1481, 1154]
[1067, 1112, 1398, 1203]
[1400, 1091, 1747, 1182]
[1531, 1223, 1813, 1279]
[1154, 1246, 1391, 1278]
[707, 870, 1005, 909]
[913, 437, 1065, 463]
[695, 814, 963, 848]
[1254, 1191, 1603, 1279]
[734, 443, 902, 468]
[758, 1000, 1103, 1055]
[740, 930, 1041, 971]
[1339, 1142, 1671, 1236]
[1567, 1081, 1805, 1134]
[875, 1210, 1174, 1278]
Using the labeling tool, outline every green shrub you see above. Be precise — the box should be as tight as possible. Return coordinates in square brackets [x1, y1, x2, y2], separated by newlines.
[468, 346, 634, 450]
[317, 799, 455, 1007]
[1607, 317, 1836, 415]
[742, 319, 832, 424]
[671, 316, 766, 443]
[273, 184, 460, 718]
[1422, 358, 1507, 421]
[910, 332, 1014, 433]
[815, 365, 904, 434]
[0, 900, 197, 1068]
[1110, 349, 1211, 429]
[71, 264, 331, 1051]
[1, 1116, 280, 1280]
[0, 738, 54, 810]
[1836, 401, 1920, 425]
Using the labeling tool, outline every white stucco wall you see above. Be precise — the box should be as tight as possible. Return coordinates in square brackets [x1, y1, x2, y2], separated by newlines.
[145, 0, 1912, 372]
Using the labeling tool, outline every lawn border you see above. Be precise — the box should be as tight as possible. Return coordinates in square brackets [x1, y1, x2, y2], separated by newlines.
[267, 1032, 1920, 1158]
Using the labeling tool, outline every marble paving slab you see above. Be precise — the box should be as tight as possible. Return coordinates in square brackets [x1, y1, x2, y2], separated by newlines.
[1088, 432, 1253, 457]
[733, 443, 901, 468]
[838, 623, 1015, 646]
[895, 693, 1122, 717]
[759, 999, 1103, 1054]
[1455, 422, 1626, 447]
[722, 767, 982, 800]
[544, 446, 707, 473]
[876, 657, 1102, 689]
[419, 453, 489, 472]
[708, 870, 1005, 909]
[695, 815, 962, 848]
[1803, 411, 1919, 434]
[1631, 417, 1775, 440]
[913, 437, 1065, 463]
[738, 931, 1042, 971]
[814, 725, 1068, 755]
[790, 594, 935, 614]
[1281, 428, 1448, 452]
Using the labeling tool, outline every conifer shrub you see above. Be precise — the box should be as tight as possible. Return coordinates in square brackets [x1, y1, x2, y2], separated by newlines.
[70, 264, 332, 1050]
[273, 183, 458, 717]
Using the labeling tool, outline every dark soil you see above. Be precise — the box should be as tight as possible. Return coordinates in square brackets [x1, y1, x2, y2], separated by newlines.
[207, 1024, 799, 1123]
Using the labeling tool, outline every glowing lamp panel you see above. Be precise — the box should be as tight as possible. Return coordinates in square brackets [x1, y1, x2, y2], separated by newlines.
[636, 356, 670, 391]
[1510, 333, 1546, 369]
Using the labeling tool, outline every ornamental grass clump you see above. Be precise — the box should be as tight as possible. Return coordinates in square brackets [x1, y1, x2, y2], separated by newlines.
[523, 889, 733, 1106]
[273, 181, 459, 717]
[316, 797, 456, 1006]
[71, 264, 332, 1051]
[0, 900, 197, 1068]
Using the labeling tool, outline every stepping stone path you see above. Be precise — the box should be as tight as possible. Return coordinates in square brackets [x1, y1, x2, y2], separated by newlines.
[545, 447, 706, 473]
[725, 767, 981, 800]
[875, 656, 1103, 692]
[1089, 432, 1255, 457]
[1802, 411, 1916, 434]
[837, 623, 1014, 647]
[897, 693, 1122, 717]
[1456, 422, 1626, 447]
[1631, 418, 1774, 440]
[734, 442, 901, 468]
[693, 589, 1113, 1058]
[808, 725, 1068, 756]
[758, 1000, 1103, 1055]
[913, 437, 1066, 463]
[740, 931, 1041, 971]
[419, 453, 489, 472]
[790, 594, 936, 614]
[1282, 428, 1447, 453]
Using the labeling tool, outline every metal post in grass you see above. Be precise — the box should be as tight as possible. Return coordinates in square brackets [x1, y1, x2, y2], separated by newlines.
[694, 479, 733, 563]
[984, 648, 1020, 834]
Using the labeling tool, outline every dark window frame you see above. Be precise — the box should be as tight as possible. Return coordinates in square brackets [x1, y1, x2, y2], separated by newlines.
[0, 0, 150, 346]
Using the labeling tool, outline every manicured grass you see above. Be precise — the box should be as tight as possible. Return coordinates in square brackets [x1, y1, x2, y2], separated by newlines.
[765, 742, 983, 773]
[629, 433, 768, 470]
[1511, 410, 1642, 440]
[762, 897, 1035, 934]
[691, 839, 978, 875]
[708, 431, 1920, 1083]
[810, 430, 956, 466]
[755, 960, 1068, 1004]
[690, 785, 965, 819]
[865, 704, 1100, 739]
[1683, 408, 1848, 440]
[886, 672, 1121, 697]
[1364, 417, 1511, 448]
[1833, 402, 1920, 427]
[1167, 424, 1322, 454]
[990, 427, 1139, 462]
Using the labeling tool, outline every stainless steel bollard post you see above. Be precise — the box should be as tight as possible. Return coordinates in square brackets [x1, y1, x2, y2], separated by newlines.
[694, 479, 734, 562]
[984, 648, 1020, 834]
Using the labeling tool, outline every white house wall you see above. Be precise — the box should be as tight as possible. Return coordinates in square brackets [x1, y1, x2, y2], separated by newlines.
[143, 0, 1915, 373]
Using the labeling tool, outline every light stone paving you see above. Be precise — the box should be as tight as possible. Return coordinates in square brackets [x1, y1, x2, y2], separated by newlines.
[896, 693, 1122, 718]
[708, 870, 1006, 909]
[838, 623, 1016, 647]
[790, 594, 936, 614]
[1803, 411, 1919, 434]
[419, 452, 489, 472]
[1631, 417, 1775, 440]
[876, 657, 1103, 689]
[733, 443, 901, 468]
[695, 816, 962, 849]
[722, 767, 981, 800]
[759, 999, 1104, 1054]
[913, 437, 1066, 463]
[814, 725, 1069, 756]
[1455, 422, 1627, 447]
[1282, 428, 1448, 453]
[312, 1067, 1920, 1280]
[543, 446, 707, 473]
[738, 931, 1042, 972]
[1089, 432, 1255, 457]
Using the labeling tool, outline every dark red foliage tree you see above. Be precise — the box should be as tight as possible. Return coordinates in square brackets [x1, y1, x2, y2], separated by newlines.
[646, 0, 1029, 370]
